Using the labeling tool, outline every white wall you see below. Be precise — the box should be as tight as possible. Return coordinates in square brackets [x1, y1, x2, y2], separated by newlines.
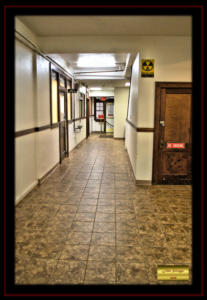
[125, 54, 140, 179]
[36, 128, 59, 179]
[135, 37, 192, 181]
[89, 90, 114, 97]
[15, 40, 35, 131]
[15, 24, 87, 204]
[136, 133, 154, 180]
[114, 87, 129, 138]
[137, 39, 192, 128]
[36, 54, 50, 126]
[68, 119, 86, 152]
[15, 134, 37, 205]
[125, 122, 137, 177]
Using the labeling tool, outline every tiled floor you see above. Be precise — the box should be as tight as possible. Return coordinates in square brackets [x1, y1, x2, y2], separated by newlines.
[15, 134, 192, 285]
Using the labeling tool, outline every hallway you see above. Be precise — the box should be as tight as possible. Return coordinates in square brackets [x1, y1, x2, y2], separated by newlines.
[15, 134, 192, 285]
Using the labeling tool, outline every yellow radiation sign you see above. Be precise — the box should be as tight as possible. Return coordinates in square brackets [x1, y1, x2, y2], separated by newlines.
[141, 59, 154, 77]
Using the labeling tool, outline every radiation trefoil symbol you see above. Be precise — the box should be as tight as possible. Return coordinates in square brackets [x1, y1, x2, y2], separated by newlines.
[142, 60, 153, 72]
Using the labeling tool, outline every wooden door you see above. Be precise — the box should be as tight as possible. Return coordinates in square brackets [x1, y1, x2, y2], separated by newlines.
[59, 91, 68, 162]
[86, 99, 90, 138]
[153, 82, 192, 184]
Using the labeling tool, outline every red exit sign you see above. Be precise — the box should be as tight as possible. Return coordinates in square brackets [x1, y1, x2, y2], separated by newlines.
[167, 143, 185, 149]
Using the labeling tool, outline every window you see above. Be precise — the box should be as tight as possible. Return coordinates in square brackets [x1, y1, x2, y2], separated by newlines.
[51, 71, 58, 124]
[67, 80, 72, 120]
[94, 100, 104, 122]
[59, 75, 66, 88]
[79, 93, 85, 118]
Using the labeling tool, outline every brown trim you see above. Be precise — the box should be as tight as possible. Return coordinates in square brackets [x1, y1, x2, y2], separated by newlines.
[155, 82, 192, 88]
[114, 137, 125, 140]
[152, 81, 192, 184]
[126, 119, 137, 131]
[15, 118, 86, 138]
[15, 123, 60, 137]
[38, 162, 59, 185]
[51, 123, 59, 129]
[35, 124, 51, 132]
[50, 61, 73, 82]
[15, 128, 36, 137]
[137, 128, 154, 132]
[136, 180, 152, 185]
[126, 119, 154, 132]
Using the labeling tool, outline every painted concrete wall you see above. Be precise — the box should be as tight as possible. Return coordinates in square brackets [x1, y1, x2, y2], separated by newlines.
[125, 37, 192, 181]
[114, 87, 129, 138]
[15, 28, 86, 204]
[125, 54, 140, 179]
[15, 40, 35, 131]
[89, 90, 114, 97]
[68, 119, 86, 152]
[135, 38, 192, 181]
[125, 122, 137, 177]
[36, 54, 50, 126]
[36, 128, 59, 179]
[15, 134, 37, 205]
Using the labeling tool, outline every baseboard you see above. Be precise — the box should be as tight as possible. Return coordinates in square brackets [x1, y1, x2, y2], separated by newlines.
[136, 180, 152, 185]
[38, 162, 60, 185]
[15, 180, 38, 206]
[114, 137, 125, 140]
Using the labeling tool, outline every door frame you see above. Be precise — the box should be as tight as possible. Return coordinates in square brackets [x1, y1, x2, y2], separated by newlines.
[152, 82, 192, 184]
[104, 98, 114, 133]
[86, 98, 90, 138]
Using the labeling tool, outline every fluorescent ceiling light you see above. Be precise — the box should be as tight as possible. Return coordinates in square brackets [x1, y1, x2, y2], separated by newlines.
[89, 87, 102, 90]
[125, 82, 130, 87]
[77, 54, 116, 68]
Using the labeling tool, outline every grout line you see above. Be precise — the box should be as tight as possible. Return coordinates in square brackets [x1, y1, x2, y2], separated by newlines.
[82, 154, 100, 283]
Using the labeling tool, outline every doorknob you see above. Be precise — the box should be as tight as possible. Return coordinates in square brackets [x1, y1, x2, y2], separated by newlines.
[160, 121, 165, 127]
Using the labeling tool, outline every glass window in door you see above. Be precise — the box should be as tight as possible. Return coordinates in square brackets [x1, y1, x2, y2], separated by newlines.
[60, 93, 66, 121]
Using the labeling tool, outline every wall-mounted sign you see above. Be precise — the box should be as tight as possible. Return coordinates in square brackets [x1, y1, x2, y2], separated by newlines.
[157, 265, 189, 281]
[141, 59, 154, 77]
[167, 143, 185, 149]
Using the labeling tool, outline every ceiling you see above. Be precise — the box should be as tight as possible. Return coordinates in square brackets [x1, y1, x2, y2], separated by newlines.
[17, 15, 191, 88]
[18, 16, 191, 36]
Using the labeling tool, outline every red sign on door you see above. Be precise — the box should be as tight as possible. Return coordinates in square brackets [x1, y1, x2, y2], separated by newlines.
[167, 143, 185, 149]
[98, 114, 104, 119]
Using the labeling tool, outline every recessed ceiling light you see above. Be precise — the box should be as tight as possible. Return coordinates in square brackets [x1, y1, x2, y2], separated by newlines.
[125, 82, 130, 87]
[77, 54, 116, 68]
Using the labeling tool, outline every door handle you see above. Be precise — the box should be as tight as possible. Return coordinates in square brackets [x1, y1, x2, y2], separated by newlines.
[160, 120, 165, 127]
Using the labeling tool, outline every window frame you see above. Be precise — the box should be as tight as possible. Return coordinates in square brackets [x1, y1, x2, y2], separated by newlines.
[94, 99, 105, 122]
[79, 92, 85, 118]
